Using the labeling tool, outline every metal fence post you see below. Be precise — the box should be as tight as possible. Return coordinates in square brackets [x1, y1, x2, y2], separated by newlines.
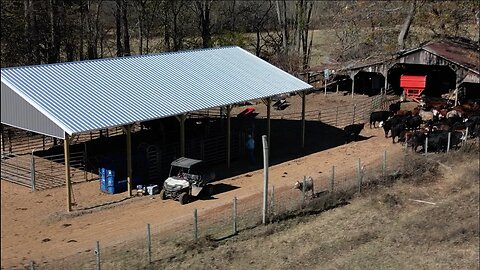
[425, 137, 428, 154]
[193, 208, 198, 241]
[335, 107, 339, 126]
[95, 241, 100, 270]
[352, 104, 357, 124]
[232, 197, 237, 235]
[146, 224, 151, 264]
[447, 132, 451, 153]
[31, 154, 36, 192]
[330, 166, 335, 192]
[30, 261, 35, 270]
[382, 150, 387, 179]
[270, 186, 275, 218]
[301, 176, 306, 207]
[357, 159, 362, 193]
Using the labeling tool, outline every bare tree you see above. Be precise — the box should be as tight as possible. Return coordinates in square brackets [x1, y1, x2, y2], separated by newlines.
[115, 0, 123, 56]
[122, 0, 131, 56]
[195, 0, 213, 48]
[275, 0, 288, 55]
[398, 0, 416, 51]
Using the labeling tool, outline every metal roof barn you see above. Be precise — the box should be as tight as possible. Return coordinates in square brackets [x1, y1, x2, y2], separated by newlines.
[1, 46, 312, 139]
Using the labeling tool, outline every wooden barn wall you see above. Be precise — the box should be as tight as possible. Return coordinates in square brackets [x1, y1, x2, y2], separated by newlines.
[398, 50, 477, 85]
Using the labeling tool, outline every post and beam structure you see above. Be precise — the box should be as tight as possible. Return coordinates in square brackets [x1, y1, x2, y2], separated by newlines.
[176, 114, 187, 157]
[300, 91, 306, 148]
[262, 98, 271, 147]
[122, 124, 133, 197]
[64, 133, 72, 212]
[226, 105, 232, 168]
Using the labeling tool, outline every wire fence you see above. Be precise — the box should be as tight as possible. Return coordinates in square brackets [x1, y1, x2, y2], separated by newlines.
[29, 147, 414, 270]
[262, 94, 398, 128]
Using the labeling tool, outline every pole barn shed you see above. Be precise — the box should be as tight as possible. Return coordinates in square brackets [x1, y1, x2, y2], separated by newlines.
[1, 46, 312, 212]
[341, 38, 479, 101]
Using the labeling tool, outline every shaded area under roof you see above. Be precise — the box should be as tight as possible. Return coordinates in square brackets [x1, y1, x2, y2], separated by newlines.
[1, 46, 312, 139]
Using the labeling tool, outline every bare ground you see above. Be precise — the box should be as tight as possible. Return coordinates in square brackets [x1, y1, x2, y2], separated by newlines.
[2, 94, 477, 269]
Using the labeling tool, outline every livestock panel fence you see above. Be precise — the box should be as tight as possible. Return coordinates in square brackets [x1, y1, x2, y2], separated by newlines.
[26, 146, 431, 270]
[261, 93, 399, 128]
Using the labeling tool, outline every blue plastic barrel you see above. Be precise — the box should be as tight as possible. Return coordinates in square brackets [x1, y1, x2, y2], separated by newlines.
[99, 168, 107, 192]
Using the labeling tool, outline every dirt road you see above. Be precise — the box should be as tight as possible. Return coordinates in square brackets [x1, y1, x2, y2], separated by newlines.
[1, 125, 406, 269]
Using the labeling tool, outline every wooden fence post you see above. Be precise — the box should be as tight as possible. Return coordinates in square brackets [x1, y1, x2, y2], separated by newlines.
[232, 197, 237, 235]
[301, 176, 306, 207]
[146, 224, 151, 264]
[95, 241, 100, 270]
[352, 104, 357, 124]
[330, 166, 335, 192]
[357, 159, 362, 193]
[447, 132, 451, 153]
[193, 208, 198, 241]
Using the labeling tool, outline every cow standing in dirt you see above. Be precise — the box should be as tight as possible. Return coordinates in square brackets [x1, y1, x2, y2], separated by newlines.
[344, 123, 365, 143]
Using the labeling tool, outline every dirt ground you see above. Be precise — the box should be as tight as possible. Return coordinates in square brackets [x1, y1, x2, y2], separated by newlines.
[1, 93, 406, 269]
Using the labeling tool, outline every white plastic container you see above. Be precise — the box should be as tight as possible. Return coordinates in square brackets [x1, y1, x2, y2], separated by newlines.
[146, 185, 159, 195]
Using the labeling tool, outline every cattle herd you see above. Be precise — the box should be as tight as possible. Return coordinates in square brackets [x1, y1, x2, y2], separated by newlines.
[343, 99, 480, 153]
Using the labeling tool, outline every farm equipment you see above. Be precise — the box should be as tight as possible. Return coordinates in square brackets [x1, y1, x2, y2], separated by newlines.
[160, 157, 215, 204]
[400, 75, 427, 103]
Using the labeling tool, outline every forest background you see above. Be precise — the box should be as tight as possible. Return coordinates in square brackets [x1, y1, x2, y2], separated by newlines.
[1, 0, 479, 72]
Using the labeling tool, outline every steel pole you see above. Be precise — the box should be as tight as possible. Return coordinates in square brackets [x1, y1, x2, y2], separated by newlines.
[262, 135, 269, 225]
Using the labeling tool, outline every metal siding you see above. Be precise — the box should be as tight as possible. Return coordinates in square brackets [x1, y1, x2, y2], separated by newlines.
[1, 82, 65, 138]
[1, 46, 312, 135]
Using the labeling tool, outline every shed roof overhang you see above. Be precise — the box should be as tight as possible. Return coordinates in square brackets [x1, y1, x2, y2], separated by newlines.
[1, 46, 312, 139]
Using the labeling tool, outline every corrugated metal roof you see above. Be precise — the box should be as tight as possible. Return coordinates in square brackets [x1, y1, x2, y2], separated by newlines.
[1, 46, 312, 136]
[423, 39, 480, 74]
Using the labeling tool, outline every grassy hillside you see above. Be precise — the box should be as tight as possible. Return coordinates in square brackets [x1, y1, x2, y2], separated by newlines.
[148, 145, 479, 270]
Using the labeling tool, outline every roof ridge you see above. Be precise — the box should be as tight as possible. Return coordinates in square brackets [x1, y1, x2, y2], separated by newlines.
[1, 46, 240, 71]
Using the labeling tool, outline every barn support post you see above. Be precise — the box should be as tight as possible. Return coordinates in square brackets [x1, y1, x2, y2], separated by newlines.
[123, 124, 133, 197]
[351, 72, 356, 98]
[300, 91, 306, 148]
[266, 98, 271, 147]
[226, 105, 232, 168]
[1, 125, 5, 152]
[383, 71, 388, 94]
[64, 133, 72, 212]
[176, 114, 187, 157]
[31, 152, 36, 192]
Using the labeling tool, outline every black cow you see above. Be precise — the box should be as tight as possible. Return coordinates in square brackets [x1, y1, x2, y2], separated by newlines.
[405, 115, 422, 130]
[426, 130, 463, 152]
[389, 101, 401, 114]
[370, 111, 390, 128]
[391, 123, 405, 143]
[344, 123, 365, 143]
[382, 115, 405, 138]
[410, 131, 427, 152]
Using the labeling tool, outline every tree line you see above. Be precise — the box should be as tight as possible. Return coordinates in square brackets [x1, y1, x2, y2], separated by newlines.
[1, 1, 478, 72]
